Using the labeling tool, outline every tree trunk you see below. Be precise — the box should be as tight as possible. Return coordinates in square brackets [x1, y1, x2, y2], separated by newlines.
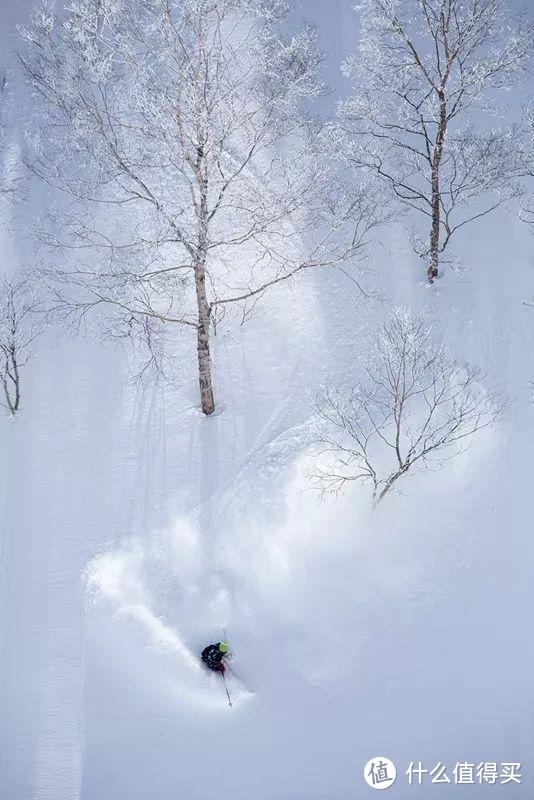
[428, 175, 440, 283]
[194, 262, 215, 415]
[193, 129, 214, 414]
[10, 348, 20, 413]
[1, 347, 20, 416]
[428, 90, 447, 283]
[2, 379, 12, 415]
[374, 462, 411, 506]
[374, 477, 397, 506]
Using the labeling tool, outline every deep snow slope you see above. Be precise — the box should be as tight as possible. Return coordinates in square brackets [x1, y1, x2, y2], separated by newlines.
[2, 216, 534, 800]
[2, 2, 534, 800]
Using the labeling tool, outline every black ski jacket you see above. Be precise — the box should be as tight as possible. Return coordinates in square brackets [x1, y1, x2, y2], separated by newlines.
[201, 643, 225, 671]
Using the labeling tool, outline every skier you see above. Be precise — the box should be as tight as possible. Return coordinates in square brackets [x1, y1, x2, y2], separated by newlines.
[201, 641, 229, 674]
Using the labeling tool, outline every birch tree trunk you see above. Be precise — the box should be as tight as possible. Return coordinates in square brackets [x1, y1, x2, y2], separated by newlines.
[10, 348, 20, 414]
[428, 92, 447, 282]
[193, 135, 215, 415]
[194, 260, 215, 415]
[1, 346, 21, 416]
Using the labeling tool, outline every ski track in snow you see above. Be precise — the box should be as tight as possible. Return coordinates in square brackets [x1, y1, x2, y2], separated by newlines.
[83, 277, 325, 714]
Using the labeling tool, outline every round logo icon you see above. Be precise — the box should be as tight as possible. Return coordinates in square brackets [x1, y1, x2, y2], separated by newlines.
[364, 757, 397, 790]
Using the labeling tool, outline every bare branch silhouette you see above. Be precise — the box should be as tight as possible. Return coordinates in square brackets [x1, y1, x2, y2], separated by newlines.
[310, 308, 504, 504]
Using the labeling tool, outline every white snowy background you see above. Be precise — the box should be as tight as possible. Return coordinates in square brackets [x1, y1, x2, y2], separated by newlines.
[1, 1, 534, 799]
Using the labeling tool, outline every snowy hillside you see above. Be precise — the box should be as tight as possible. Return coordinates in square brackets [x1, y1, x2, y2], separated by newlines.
[2, 2, 534, 800]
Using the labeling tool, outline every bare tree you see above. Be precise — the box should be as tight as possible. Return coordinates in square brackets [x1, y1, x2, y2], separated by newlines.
[20, 0, 381, 414]
[0, 278, 43, 416]
[337, 0, 528, 282]
[310, 308, 503, 505]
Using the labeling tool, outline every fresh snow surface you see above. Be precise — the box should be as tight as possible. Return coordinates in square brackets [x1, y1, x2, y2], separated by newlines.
[2, 3, 534, 800]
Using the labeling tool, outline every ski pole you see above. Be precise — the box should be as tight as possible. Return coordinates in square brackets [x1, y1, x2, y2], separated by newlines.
[221, 670, 232, 707]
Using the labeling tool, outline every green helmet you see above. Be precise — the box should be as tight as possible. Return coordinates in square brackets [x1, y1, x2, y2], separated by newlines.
[219, 641, 229, 654]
